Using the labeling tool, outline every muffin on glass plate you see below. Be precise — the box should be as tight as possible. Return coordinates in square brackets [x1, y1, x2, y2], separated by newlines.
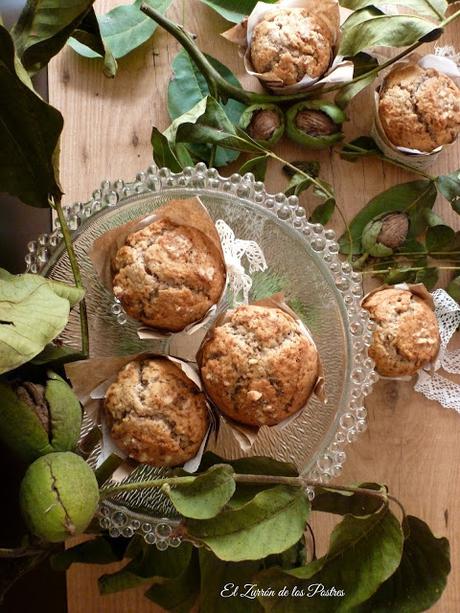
[104, 357, 209, 466]
[111, 218, 226, 332]
[378, 64, 460, 152]
[199, 304, 321, 427]
[362, 287, 440, 378]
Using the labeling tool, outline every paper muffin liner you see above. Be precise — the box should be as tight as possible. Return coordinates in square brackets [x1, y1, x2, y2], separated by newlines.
[89, 196, 227, 340]
[372, 52, 460, 170]
[222, 0, 353, 94]
[196, 293, 325, 451]
[361, 283, 440, 381]
[65, 353, 216, 478]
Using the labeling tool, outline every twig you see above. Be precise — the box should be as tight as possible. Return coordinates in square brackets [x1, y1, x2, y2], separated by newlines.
[49, 197, 89, 357]
[140, 4, 460, 105]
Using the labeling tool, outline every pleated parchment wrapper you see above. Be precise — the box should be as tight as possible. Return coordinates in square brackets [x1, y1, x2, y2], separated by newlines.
[196, 293, 326, 451]
[361, 283, 440, 381]
[222, 0, 353, 94]
[372, 53, 460, 170]
[89, 196, 227, 340]
[65, 353, 216, 480]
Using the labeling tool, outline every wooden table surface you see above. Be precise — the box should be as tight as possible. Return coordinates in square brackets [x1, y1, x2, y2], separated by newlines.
[48, 1, 460, 611]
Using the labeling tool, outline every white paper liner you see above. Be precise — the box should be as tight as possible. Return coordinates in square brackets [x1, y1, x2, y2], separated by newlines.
[223, 0, 353, 94]
[414, 289, 460, 413]
[372, 52, 460, 169]
[197, 294, 326, 450]
[66, 354, 215, 478]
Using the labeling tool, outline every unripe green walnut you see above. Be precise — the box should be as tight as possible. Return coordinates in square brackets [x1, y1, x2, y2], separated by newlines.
[20, 452, 99, 543]
[0, 372, 82, 463]
[286, 100, 346, 150]
[240, 104, 285, 146]
[362, 212, 410, 257]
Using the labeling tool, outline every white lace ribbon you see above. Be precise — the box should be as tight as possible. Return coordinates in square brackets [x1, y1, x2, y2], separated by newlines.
[414, 289, 460, 412]
[216, 219, 267, 304]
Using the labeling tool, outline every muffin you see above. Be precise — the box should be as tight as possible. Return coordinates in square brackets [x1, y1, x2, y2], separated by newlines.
[112, 218, 226, 331]
[104, 358, 209, 466]
[362, 288, 440, 377]
[250, 8, 334, 86]
[200, 305, 319, 426]
[379, 64, 460, 152]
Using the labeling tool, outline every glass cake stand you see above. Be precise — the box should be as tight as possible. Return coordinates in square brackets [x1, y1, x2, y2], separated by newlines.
[25, 163, 377, 547]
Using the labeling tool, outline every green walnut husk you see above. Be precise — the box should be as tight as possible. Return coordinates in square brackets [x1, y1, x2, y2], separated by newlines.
[286, 100, 346, 150]
[20, 452, 99, 543]
[239, 103, 285, 147]
[362, 212, 410, 257]
[0, 371, 82, 464]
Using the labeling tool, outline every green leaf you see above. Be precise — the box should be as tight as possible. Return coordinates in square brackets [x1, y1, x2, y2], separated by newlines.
[0, 25, 63, 207]
[199, 0, 277, 23]
[335, 72, 376, 108]
[186, 485, 309, 562]
[310, 199, 336, 224]
[199, 549, 263, 613]
[163, 465, 235, 519]
[199, 452, 298, 477]
[51, 536, 127, 571]
[99, 542, 193, 594]
[339, 181, 437, 255]
[426, 225, 455, 252]
[283, 161, 320, 178]
[45, 277, 85, 307]
[312, 483, 386, 516]
[69, 8, 117, 77]
[151, 127, 183, 172]
[175, 96, 261, 154]
[69, 0, 172, 60]
[341, 136, 381, 161]
[355, 516, 450, 612]
[257, 507, 404, 612]
[339, 15, 440, 56]
[145, 548, 200, 613]
[31, 344, 85, 366]
[340, 0, 447, 20]
[415, 267, 439, 290]
[239, 155, 268, 182]
[11, 0, 95, 74]
[168, 50, 246, 167]
[438, 170, 460, 213]
[447, 276, 460, 302]
[285, 174, 313, 197]
[0, 271, 78, 374]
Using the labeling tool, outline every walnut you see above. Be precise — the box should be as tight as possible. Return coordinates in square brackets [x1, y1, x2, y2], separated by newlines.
[377, 213, 410, 249]
[248, 109, 281, 141]
[295, 110, 338, 136]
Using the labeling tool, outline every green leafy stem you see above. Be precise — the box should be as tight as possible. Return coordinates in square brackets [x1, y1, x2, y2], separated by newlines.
[140, 3, 460, 106]
[50, 196, 89, 357]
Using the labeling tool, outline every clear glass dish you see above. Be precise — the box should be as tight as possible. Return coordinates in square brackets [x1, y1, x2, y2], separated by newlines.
[25, 163, 376, 546]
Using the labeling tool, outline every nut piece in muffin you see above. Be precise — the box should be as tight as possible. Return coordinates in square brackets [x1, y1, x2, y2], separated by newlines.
[200, 304, 320, 426]
[250, 8, 334, 86]
[104, 358, 209, 466]
[379, 64, 460, 152]
[362, 287, 440, 377]
[112, 219, 226, 331]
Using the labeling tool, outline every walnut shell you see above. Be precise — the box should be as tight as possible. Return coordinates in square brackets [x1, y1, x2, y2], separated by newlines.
[248, 109, 281, 141]
[295, 110, 338, 136]
[377, 213, 409, 249]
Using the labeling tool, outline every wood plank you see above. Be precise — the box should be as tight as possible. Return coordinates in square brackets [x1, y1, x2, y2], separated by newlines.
[47, 1, 460, 610]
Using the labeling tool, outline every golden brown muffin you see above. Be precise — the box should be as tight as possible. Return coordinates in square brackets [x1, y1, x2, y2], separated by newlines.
[104, 358, 209, 466]
[200, 305, 319, 426]
[111, 219, 225, 332]
[379, 64, 460, 152]
[250, 8, 333, 86]
[362, 288, 440, 377]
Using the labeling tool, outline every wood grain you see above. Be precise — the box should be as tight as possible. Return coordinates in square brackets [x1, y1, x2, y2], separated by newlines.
[47, 1, 460, 610]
